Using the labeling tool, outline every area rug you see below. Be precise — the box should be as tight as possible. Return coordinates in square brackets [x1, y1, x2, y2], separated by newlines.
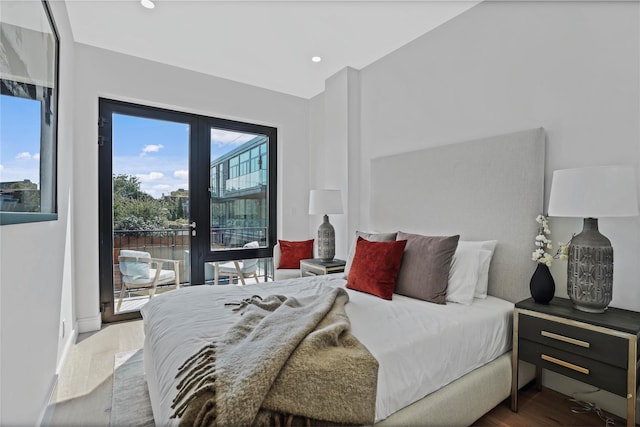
[110, 348, 155, 427]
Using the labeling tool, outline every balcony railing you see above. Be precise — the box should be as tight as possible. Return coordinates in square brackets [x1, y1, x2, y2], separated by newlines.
[113, 226, 268, 284]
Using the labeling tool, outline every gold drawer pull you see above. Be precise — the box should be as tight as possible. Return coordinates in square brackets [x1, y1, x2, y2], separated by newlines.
[541, 354, 590, 375]
[541, 330, 590, 348]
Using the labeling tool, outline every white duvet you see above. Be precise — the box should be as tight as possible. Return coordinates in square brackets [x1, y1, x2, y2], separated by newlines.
[141, 275, 512, 425]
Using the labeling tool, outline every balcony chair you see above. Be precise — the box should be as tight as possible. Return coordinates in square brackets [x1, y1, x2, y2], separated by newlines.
[117, 250, 180, 311]
[215, 241, 260, 285]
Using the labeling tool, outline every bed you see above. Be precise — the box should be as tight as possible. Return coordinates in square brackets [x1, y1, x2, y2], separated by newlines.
[142, 128, 545, 426]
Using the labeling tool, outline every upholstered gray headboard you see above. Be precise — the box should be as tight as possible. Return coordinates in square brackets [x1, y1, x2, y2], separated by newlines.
[370, 128, 545, 303]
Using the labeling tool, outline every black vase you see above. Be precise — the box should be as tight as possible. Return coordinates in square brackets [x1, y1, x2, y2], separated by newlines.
[529, 263, 555, 304]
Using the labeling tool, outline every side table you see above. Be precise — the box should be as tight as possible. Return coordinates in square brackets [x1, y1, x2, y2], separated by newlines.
[511, 297, 640, 426]
[300, 258, 346, 277]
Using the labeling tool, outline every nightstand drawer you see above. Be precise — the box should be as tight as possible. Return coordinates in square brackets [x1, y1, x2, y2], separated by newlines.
[519, 339, 629, 397]
[519, 314, 628, 368]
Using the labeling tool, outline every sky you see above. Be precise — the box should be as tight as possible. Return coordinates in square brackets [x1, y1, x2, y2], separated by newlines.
[113, 114, 257, 199]
[0, 94, 42, 186]
[0, 96, 257, 199]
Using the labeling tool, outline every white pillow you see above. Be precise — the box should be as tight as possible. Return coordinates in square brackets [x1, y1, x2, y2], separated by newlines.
[455, 240, 498, 298]
[475, 248, 495, 298]
[447, 245, 482, 305]
[119, 250, 151, 280]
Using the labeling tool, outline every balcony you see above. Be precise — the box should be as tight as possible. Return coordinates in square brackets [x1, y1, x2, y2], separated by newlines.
[113, 227, 271, 314]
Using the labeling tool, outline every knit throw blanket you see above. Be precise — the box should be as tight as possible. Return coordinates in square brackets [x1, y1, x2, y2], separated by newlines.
[170, 286, 378, 427]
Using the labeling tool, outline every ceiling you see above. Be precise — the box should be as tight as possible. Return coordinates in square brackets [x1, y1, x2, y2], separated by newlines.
[64, 1, 479, 99]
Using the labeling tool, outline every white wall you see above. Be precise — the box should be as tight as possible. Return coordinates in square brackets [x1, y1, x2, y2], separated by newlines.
[357, 0, 640, 310]
[308, 67, 362, 261]
[309, 0, 639, 419]
[73, 44, 310, 331]
[0, 0, 76, 424]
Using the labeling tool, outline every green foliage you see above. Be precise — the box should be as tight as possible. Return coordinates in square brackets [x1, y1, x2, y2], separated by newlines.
[112, 174, 152, 200]
[176, 199, 184, 219]
[8, 181, 37, 190]
[112, 174, 188, 233]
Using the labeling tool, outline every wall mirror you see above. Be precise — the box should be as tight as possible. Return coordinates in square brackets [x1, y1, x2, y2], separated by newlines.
[0, 0, 59, 225]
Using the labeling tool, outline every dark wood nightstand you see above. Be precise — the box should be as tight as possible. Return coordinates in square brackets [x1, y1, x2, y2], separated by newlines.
[300, 258, 346, 277]
[511, 297, 640, 426]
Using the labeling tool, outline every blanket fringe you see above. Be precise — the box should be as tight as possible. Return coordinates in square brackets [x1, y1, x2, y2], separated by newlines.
[224, 295, 263, 312]
[170, 343, 218, 422]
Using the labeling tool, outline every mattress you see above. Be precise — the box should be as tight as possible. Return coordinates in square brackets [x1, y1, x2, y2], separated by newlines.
[141, 275, 513, 425]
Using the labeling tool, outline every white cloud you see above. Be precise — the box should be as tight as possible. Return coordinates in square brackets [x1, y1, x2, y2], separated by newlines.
[174, 170, 188, 179]
[210, 128, 255, 147]
[33, 153, 40, 160]
[136, 172, 164, 182]
[16, 152, 32, 160]
[141, 144, 164, 156]
[142, 184, 174, 199]
[150, 184, 173, 191]
[0, 164, 3, 171]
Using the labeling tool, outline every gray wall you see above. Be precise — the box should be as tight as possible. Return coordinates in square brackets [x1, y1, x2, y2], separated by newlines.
[311, 0, 639, 418]
[357, 0, 640, 311]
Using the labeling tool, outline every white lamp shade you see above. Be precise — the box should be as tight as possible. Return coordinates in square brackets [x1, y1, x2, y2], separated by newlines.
[548, 165, 639, 218]
[308, 189, 344, 215]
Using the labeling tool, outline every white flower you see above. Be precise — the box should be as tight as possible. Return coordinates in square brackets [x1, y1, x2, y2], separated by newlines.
[531, 214, 573, 265]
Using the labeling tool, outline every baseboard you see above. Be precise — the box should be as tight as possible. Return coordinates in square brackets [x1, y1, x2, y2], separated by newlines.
[56, 324, 78, 374]
[77, 314, 101, 333]
[37, 374, 58, 427]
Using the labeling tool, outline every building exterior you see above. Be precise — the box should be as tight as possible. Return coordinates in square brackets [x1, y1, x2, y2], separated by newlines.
[210, 135, 268, 248]
[0, 179, 39, 212]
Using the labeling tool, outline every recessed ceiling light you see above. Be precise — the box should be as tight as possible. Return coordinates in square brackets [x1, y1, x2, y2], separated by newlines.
[311, 56, 322, 63]
[141, 0, 155, 9]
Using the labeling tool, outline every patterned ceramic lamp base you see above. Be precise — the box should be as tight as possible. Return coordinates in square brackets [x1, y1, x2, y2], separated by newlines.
[317, 214, 335, 262]
[567, 218, 613, 313]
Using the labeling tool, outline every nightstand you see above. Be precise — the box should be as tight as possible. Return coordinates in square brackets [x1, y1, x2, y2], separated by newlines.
[300, 258, 346, 277]
[511, 297, 640, 426]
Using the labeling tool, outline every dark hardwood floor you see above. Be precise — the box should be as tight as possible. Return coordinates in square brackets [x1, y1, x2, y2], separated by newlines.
[473, 386, 629, 427]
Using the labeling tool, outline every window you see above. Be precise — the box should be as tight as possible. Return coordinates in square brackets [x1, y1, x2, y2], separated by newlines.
[0, 0, 59, 225]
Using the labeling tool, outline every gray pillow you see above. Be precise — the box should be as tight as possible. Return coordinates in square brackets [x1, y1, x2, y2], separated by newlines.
[344, 231, 398, 275]
[394, 232, 460, 304]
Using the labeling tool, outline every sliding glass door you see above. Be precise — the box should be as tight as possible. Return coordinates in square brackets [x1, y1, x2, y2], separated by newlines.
[98, 99, 276, 323]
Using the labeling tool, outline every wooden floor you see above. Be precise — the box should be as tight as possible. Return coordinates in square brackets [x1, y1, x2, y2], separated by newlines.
[45, 320, 145, 426]
[46, 318, 624, 426]
[474, 385, 627, 427]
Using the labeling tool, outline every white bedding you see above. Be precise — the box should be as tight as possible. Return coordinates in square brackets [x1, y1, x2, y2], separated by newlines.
[141, 275, 513, 425]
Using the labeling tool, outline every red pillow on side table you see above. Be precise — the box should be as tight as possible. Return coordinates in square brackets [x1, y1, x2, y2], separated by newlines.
[346, 237, 407, 300]
[278, 239, 314, 269]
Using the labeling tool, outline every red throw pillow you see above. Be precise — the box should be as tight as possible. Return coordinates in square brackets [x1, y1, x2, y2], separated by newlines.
[278, 239, 314, 269]
[347, 237, 407, 300]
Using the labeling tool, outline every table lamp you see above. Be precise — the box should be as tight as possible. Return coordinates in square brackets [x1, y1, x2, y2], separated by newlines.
[309, 189, 344, 262]
[547, 165, 638, 312]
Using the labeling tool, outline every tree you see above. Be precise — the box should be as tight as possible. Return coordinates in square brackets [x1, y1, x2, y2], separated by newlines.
[113, 174, 152, 200]
[112, 174, 168, 233]
[176, 199, 184, 219]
